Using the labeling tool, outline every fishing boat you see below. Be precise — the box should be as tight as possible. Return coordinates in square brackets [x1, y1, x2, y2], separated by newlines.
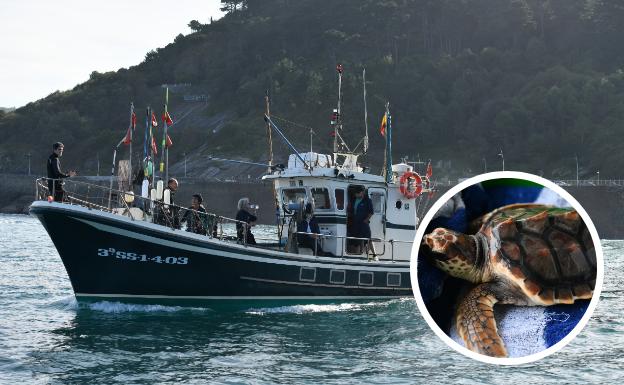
[30, 66, 435, 304]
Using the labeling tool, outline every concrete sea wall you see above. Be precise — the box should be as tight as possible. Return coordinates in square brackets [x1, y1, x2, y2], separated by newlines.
[3, 174, 623, 239]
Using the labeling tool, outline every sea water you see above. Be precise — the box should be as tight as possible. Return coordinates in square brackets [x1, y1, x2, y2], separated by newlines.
[0, 214, 622, 384]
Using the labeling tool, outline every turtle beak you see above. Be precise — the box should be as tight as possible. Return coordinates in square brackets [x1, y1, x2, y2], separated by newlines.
[421, 235, 451, 262]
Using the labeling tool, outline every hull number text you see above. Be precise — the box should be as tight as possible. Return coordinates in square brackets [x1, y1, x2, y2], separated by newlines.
[97, 248, 188, 265]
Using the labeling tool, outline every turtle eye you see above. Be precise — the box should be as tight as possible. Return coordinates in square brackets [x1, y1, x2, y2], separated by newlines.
[420, 241, 450, 262]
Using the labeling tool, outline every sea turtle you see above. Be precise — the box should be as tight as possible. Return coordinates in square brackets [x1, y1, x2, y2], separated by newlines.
[422, 203, 596, 358]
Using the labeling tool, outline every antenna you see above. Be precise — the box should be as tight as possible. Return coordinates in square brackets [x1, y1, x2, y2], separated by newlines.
[265, 91, 274, 173]
[331, 64, 352, 154]
[362, 68, 369, 154]
[333, 64, 343, 153]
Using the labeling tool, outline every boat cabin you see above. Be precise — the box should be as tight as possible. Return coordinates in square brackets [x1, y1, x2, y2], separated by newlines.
[264, 152, 422, 261]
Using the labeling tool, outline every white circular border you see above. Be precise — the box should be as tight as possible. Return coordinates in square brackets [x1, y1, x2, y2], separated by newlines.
[410, 171, 605, 365]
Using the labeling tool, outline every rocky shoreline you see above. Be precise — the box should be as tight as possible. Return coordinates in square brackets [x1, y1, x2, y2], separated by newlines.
[4, 174, 623, 239]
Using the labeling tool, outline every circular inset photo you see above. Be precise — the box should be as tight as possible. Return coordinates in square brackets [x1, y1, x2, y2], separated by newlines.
[410, 172, 603, 365]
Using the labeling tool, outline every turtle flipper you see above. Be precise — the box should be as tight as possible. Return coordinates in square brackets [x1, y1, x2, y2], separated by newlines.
[456, 283, 508, 358]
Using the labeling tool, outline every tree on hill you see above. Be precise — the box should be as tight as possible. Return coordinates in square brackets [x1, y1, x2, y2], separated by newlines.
[1, 0, 623, 179]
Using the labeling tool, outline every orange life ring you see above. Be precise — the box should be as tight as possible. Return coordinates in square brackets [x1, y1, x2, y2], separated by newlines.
[399, 171, 422, 199]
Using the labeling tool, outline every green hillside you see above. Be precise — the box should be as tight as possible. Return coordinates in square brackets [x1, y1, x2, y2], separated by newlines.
[2, 0, 624, 180]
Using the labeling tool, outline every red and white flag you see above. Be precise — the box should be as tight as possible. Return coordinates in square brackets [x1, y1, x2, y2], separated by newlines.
[151, 136, 158, 155]
[151, 112, 158, 127]
[122, 127, 132, 145]
[162, 111, 173, 126]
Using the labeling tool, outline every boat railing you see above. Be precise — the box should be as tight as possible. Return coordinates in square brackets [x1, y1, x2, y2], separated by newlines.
[294, 231, 413, 262]
[35, 178, 413, 260]
[34, 177, 256, 243]
[552, 179, 624, 187]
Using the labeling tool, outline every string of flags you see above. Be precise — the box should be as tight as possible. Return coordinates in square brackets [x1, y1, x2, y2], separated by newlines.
[122, 109, 173, 151]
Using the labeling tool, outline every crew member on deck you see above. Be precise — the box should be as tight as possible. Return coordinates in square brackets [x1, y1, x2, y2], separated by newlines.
[181, 194, 209, 235]
[167, 178, 180, 228]
[47, 142, 76, 202]
[297, 202, 323, 255]
[167, 178, 179, 203]
[236, 197, 257, 245]
[351, 186, 374, 255]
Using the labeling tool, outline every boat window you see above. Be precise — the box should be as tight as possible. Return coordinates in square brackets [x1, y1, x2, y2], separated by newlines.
[329, 269, 346, 284]
[335, 189, 345, 211]
[311, 188, 331, 210]
[282, 188, 307, 205]
[369, 191, 384, 214]
[299, 267, 316, 282]
[387, 273, 401, 287]
[358, 271, 374, 286]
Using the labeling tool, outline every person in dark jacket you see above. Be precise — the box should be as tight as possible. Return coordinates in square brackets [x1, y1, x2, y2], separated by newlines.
[47, 142, 76, 202]
[350, 186, 374, 254]
[297, 202, 323, 255]
[167, 178, 180, 228]
[180, 194, 209, 235]
[236, 197, 257, 245]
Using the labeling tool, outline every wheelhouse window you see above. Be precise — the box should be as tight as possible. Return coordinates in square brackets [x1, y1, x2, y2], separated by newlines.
[311, 188, 331, 210]
[369, 191, 384, 213]
[334, 188, 345, 211]
[282, 188, 307, 205]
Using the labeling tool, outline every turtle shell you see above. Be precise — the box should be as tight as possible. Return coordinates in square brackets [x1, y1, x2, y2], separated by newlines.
[479, 204, 596, 305]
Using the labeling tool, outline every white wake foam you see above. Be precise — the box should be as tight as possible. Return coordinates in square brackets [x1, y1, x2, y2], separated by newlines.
[246, 299, 399, 315]
[86, 301, 210, 313]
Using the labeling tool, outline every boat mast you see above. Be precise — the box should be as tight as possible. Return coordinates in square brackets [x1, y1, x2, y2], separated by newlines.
[149, 106, 157, 183]
[265, 91, 274, 174]
[128, 102, 134, 188]
[161, 88, 170, 182]
[331, 64, 352, 159]
[333, 64, 342, 154]
[385, 102, 393, 184]
[362, 68, 369, 154]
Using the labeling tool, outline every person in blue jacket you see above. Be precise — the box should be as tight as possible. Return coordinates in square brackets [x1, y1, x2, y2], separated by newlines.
[350, 186, 374, 254]
[297, 203, 322, 255]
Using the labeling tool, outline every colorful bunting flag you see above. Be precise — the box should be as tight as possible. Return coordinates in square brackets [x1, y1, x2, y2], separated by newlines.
[131, 111, 137, 130]
[426, 162, 432, 178]
[151, 112, 158, 127]
[166, 134, 173, 148]
[162, 111, 173, 126]
[151, 136, 158, 155]
[122, 127, 132, 145]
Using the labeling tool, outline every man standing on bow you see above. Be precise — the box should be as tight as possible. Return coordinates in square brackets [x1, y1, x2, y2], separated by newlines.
[47, 142, 76, 202]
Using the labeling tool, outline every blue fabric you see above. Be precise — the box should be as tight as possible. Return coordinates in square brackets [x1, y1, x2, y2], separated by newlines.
[543, 300, 590, 348]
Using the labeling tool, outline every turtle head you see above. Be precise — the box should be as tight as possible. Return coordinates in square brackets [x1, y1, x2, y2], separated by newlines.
[422, 228, 485, 283]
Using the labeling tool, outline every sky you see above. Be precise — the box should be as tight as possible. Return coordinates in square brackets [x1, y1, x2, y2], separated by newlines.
[1, 0, 223, 108]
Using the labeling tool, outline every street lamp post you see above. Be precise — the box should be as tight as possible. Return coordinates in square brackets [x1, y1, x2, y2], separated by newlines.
[183, 152, 187, 177]
[25, 153, 31, 176]
[498, 149, 504, 171]
[574, 155, 579, 186]
[597, 170, 600, 185]
[482, 158, 487, 173]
